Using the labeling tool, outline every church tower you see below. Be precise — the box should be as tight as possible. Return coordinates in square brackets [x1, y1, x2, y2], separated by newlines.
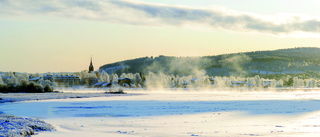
[89, 56, 94, 73]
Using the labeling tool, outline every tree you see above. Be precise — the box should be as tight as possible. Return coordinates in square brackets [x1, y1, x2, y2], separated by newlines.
[307, 79, 316, 88]
[112, 74, 118, 84]
[4, 71, 15, 77]
[254, 75, 261, 87]
[8, 77, 19, 85]
[44, 83, 53, 92]
[27, 81, 43, 93]
[34, 73, 41, 77]
[37, 79, 44, 86]
[120, 73, 127, 78]
[0, 77, 3, 84]
[18, 79, 28, 92]
[134, 73, 141, 86]
[105, 73, 110, 83]
[89, 72, 97, 78]
[95, 71, 101, 78]
[21, 73, 29, 80]
[270, 80, 277, 88]
[293, 77, 304, 88]
[277, 79, 283, 87]
[101, 70, 110, 82]
[285, 76, 293, 87]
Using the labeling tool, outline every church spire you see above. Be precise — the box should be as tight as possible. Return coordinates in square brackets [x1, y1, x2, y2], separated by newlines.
[89, 56, 94, 73]
[90, 56, 93, 65]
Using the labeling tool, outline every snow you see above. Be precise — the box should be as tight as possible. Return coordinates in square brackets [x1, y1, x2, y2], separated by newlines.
[0, 91, 134, 136]
[0, 113, 55, 137]
[2, 90, 320, 136]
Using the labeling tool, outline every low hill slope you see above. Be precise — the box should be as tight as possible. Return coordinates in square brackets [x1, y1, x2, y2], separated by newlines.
[99, 47, 320, 79]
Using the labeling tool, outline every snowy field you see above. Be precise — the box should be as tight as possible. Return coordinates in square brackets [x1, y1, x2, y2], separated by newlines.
[2, 89, 320, 136]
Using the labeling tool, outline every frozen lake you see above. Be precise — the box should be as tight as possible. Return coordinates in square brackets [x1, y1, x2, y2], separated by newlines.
[2, 100, 320, 119]
[2, 90, 320, 136]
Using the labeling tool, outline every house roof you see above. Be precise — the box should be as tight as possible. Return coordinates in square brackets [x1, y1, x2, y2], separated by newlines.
[29, 77, 41, 81]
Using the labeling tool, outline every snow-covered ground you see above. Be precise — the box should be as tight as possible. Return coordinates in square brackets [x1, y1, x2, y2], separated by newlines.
[0, 113, 55, 137]
[2, 89, 320, 136]
[0, 90, 134, 136]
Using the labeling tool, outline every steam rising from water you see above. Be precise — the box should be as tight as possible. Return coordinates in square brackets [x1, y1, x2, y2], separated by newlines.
[222, 54, 251, 76]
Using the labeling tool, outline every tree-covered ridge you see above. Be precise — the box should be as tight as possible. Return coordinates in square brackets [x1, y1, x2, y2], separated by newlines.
[99, 47, 320, 79]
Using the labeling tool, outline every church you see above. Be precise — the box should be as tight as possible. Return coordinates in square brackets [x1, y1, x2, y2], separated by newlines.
[88, 56, 94, 73]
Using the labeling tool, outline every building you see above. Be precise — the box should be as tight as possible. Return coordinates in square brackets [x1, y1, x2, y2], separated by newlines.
[43, 75, 80, 84]
[231, 81, 247, 87]
[89, 56, 94, 73]
[29, 77, 42, 82]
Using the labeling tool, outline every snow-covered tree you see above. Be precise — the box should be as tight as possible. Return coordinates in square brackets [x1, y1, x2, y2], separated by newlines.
[4, 72, 15, 77]
[270, 80, 277, 88]
[293, 77, 304, 88]
[306, 79, 316, 88]
[88, 72, 97, 78]
[277, 79, 284, 87]
[21, 73, 29, 80]
[8, 76, 19, 85]
[254, 75, 261, 87]
[0, 76, 4, 84]
[95, 71, 100, 78]
[247, 77, 256, 87]
[120, 73, 127, 78]
[34, 73, 41, 77]
[16, 74, 27, 83]
[112, 74, 118, 84]
[98, 76, 104, 83]
[37, 79, 44, 86]
[134, 73, 141, 86]
[100, 70, 109, 82]
[42, 80, 52, 87]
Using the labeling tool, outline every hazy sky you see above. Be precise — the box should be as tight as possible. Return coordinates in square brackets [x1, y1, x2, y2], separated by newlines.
[1, 0, 320, 73]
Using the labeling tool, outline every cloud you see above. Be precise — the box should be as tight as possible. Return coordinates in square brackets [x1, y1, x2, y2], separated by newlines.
[1, 0, 320, 35]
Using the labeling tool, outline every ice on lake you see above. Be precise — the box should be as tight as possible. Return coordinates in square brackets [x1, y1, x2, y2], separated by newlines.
[2, 90, 320, 137]
[1, 100, 320, 119]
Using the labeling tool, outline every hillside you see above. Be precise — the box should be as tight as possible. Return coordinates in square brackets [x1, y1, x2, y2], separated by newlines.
[99, 47, 320, 79]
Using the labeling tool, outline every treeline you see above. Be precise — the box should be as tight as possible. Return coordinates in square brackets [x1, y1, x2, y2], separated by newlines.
[0, 81, 54, 93]
[0, 72, 56, 93]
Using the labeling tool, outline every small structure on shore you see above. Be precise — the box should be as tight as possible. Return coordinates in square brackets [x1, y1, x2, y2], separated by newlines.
[118, 78, 132, 87]
[231, 81, 247, 87]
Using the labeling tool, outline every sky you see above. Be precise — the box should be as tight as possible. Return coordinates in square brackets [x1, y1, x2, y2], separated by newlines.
[1, 0, 320, 73]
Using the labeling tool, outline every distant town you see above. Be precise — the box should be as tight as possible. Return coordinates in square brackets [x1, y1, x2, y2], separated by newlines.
[2, 47, 320, 93]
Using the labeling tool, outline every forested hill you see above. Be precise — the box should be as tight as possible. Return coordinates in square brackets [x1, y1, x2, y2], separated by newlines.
[99, 47, 320, 79]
